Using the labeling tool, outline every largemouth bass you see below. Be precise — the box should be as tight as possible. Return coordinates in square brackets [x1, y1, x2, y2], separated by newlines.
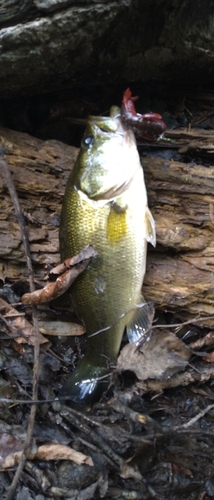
[59, 106, 156, 405]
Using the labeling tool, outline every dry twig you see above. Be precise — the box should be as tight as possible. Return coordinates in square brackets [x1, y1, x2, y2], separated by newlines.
[175, 403, 214, 430]
[0, 156, 40, 500]
[60, 406, 124, 469]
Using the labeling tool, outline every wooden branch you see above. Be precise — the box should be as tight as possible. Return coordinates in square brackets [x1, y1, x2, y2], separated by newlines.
[1, 126, 214, 324]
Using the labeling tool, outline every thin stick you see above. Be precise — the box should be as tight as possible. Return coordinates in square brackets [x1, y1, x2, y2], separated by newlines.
[89, 299, 214, 340]
[175, 403, 214, 430]
[88, 302, 152, 338]
[0, 159, 34, 290]
[0, 157, 40, 500]
[61, 406, 123, 468]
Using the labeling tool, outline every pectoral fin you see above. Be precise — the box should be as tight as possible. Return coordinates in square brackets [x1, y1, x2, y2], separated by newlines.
[126, 300, 154, 344]
[145, 207, 156, 247]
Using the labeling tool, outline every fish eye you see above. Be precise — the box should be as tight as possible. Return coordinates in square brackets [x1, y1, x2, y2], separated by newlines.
[83, 136, 94, 147]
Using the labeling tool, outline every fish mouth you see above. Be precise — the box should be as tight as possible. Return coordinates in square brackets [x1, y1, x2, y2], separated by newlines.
[88, 117, 119, 135]
[88, 108, 125, 136]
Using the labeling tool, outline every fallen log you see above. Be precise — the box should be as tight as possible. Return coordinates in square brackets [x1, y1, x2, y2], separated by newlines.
[143, 153, 214, 322]
[1, 126, 214, 324]
[1, 0, 214, 100]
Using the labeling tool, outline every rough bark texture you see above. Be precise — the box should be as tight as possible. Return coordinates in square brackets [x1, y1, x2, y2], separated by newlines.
[1, 126, 214, 325]
[143, 156, 214, 323]
[1, 0, 214, 99]
[0, 127, 76, 280]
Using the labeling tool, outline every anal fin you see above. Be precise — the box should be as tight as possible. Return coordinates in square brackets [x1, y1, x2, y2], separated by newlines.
[126, 299, 154, 344]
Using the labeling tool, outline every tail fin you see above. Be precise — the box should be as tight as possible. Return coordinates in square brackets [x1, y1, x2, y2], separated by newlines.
[58, 359, 111, 407]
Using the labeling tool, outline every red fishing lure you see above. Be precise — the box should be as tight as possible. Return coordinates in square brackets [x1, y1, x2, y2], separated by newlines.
[121, 88, 166, 141]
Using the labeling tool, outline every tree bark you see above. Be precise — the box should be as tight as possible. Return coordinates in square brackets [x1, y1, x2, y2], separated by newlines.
[1, 126, 214, 325]
[1, 0, 214, 99]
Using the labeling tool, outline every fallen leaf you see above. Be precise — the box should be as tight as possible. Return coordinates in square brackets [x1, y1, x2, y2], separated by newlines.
[0, 432, 23, 466]
[50, 244, 98, 276]
[203, 351, 214, 362]
[117, 330, 191, 381]
[189, 331, 214, 350]
[1, 443, 93, 469]
[30, 444, 93, 466]
[0, 450, 23, 469]
[11, 340, 25, 354]
[0, 298, 50, 346]
[61, 480, 99, 500]
[120, 462, 142, 480]
[22, 245, 98, 305]
[39, 320, 85, 337]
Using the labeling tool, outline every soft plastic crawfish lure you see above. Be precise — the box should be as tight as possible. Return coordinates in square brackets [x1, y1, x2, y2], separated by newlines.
[121, 88, 166, 141]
